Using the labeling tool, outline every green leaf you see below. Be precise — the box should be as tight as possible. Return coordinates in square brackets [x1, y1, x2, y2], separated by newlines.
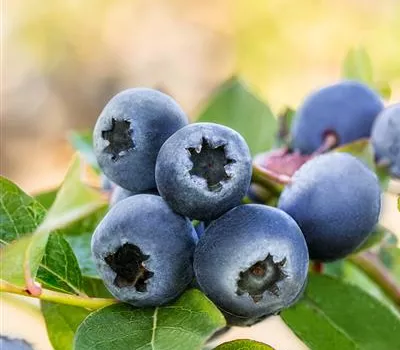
[0, 176, 46, 244]
[334, 139, 375, 170]
[34, 188, 58, 209]
[24, 155, 106, 287]
[197, 77, 277, 155]
[39, 155, 106, 234]
[61, 207, 107, 278]
[68, 131, 99, 172]
[373, 81, 392, 100]
[282, 274, 400, 350]
[0, 156, 105, 291]
[42, 302, 91, 350]
[74, 289, 226, 350]
[375, 166, 391, 191]
[82, 277, 112, 298]
[341, 259, 398, 314]
[342, 47, 373, 84]
[379, 246, 400, 283]
[36, 233, 83, 294]
[214, 340, 274, 349]
[64, 232, 97, 278]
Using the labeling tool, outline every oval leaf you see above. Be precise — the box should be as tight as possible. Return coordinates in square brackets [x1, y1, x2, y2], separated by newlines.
[197, 77, 277, 155]
[214, 339, 274, 349]
[74, 289, 226, 350]
[42, 302, 90, 350]
[281, 274, 400, 350]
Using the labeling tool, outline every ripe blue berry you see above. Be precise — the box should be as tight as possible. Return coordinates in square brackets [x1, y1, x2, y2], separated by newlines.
[278, 152, 381, 261]
[371, 104, 400, 178]
[155, 123, 252, 221]
[93, 88, 188, 192]
[194, 204, 309, 318]
[91, 194, 196, 307]
[292, 81, 383, 154]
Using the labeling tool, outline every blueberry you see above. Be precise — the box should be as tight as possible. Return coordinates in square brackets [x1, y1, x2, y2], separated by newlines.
[93, 88, 188, 192]
[155, 123, 252, 221]
[278, 152, 381, 261]
[91, 194, 196, 306]
[109, 186, 158, 206]
[0, 337, 33, 350]
[371, 104, 400, 178]
[193, 204, 309, 318]
[292, 81, 383, 154]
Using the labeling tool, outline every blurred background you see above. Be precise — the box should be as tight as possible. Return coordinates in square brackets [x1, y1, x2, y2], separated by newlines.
[1, 1, 400, 349]
[2, 0, 400, 193]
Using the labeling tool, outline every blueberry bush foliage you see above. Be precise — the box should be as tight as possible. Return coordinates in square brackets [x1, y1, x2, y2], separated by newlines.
[1, 49, 400, 350]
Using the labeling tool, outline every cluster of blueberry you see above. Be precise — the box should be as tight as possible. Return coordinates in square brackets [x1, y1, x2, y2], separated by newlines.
[91, 81, 398, 325]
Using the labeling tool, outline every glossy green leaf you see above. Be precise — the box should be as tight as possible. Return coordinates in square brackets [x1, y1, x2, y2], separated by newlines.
[68, 131, 99, 171]
[282, 274, 400, 350]
[74, 289, 226, 350]
[0, 176, 46, 244]
[197, 77, 277, 155]
[214, 340, 274, 349]
[0, 156, 105, 290]
[36, 233, 83, 294]
[322, 259, 399, 314]
[42, 302, 91, 350]
[342, 47, 373, 84]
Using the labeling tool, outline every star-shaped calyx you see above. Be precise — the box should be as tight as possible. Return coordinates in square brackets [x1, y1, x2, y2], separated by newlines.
[105, 243, 153, 291]
[102, 118, 134, 161]
[187, 138, 235, 192]
[236, 254, 287, 303]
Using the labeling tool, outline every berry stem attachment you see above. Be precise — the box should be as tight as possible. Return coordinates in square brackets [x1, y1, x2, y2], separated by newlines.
[348, 251, 400, 308]
[0, 280, 118, 310]
[314, 133, 338, 155]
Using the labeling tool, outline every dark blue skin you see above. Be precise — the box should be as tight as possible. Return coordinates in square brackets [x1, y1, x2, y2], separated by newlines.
[109, 186, 158, 206]
[155, 123, 252, 221]
[194, 204, 309, 318]
[278, 152, 381, 261]
[292, 81, 383, 154]
[371, 104, 400, 178]
[93, 88, 188, 192]
[91, 194, 196, 307]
